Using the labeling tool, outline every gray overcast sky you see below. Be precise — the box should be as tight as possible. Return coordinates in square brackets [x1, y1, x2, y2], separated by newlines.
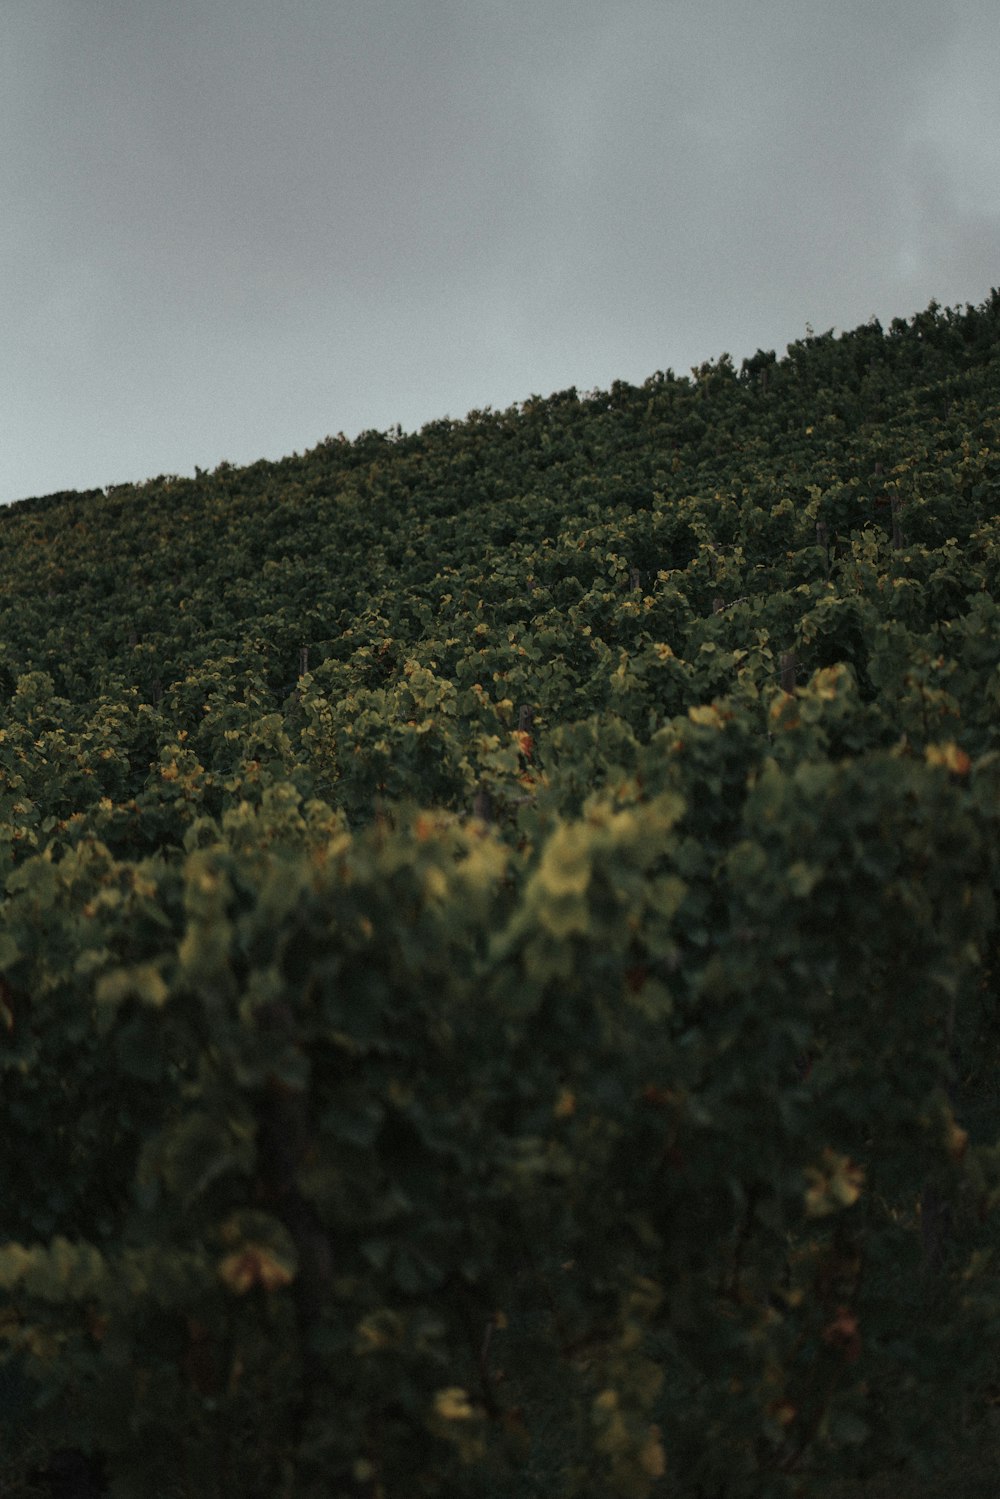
[2, 1, 998, 505]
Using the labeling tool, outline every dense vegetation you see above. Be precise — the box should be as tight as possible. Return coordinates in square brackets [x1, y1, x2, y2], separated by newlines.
[2, 294, 1000, 1497]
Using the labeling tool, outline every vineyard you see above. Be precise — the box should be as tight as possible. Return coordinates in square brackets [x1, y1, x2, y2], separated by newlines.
[1, 295, 1000, 1496]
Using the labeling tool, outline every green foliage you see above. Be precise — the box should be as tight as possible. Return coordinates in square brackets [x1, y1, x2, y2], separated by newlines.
[0, 292, 999, 1494]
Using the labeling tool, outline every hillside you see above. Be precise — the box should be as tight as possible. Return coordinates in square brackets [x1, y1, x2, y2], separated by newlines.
[1, 294, 999, 1498]
[1, 296, 999, 841]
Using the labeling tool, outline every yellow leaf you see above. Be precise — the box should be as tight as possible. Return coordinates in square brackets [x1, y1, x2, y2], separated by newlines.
[804, 1149, 864, 1218]
[554, 1087, 576, 1119]
[769, 696, 800, 729]
[356, 1311, 403, 1353]
[688, 703, 729, 728]
[422, 865, 449, 902]
[0, 1244, 34, 1288]
[811, 664, 846, 700]
[640, 1425, 667, 1478]
[95, 963, 169, 1008]
[945, 1112, 969, 1162]
[434, 1387, 475, 1421]
[925, 742, 971, 775]
[535, 823, 591, 899]
[218, 1244, 295, 1295]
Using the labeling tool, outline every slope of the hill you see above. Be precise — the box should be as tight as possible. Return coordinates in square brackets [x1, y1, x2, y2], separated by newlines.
[0, 293, 999, 1499]
[0, 291, 998, 851]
